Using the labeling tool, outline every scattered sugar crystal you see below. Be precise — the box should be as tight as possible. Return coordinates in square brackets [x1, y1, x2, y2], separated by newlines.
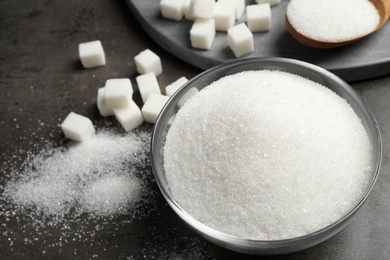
[287, 0, 380, 42]
[81, 175, 141, 216]
[2, 130, 150, 217]
[0, 128, 153, 255]
[164, 70, 372, 240]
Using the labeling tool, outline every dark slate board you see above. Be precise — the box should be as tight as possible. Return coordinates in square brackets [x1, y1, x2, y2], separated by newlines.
[125, 0, 390, 82]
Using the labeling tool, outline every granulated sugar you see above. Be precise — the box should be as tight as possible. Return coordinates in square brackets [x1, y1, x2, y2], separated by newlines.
[81, 175, 142, 216]
[3, 130, 149, 219]
[164, 70, 372, 240]
[0, 128, 154, 257]
[287, 0, 380, 42]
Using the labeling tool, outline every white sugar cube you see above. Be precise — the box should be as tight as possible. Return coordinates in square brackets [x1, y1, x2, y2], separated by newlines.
[213, 2, 235, 31]
[134, 49, 163, 76]
[78, 40, 106, 68]
[104, 78, 133, 108]
[160, 0, 185, 21]
[255, 0, 280, 6]
[165, 76, 189, 97]
[184, 0, 196, 20]
[219, 0, 245, 20]
[178, 87, 199, 108]
[61, 112, 95, 142]
[188, 0, 216, 19]
[113, 100, 144, 131]
[246, 4, 271, 32]
[227, 23, 254, 57]
[97, 87, 114, 117]
[141, 93, 170, 123]
[190, 18, 216, 50]
[136, 72, 161, 103]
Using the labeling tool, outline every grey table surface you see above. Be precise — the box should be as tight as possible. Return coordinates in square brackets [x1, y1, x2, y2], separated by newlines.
[1, 0, 390, 259]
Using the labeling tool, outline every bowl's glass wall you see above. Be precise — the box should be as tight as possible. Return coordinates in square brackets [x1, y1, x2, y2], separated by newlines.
[151, 57, 381, 255]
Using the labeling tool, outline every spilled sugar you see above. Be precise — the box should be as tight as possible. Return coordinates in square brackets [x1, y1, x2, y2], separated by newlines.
[164, 70, 372, 240]
[3, 130, 149, 218]
[81, 175, 142, 216]
[287, 0, 380, 42]
[0, 128, 154, 256]
[0, 125, 212, 259]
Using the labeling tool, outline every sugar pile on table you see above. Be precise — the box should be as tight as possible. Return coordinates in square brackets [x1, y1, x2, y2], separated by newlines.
[164, 70, 372, 240]
[287, 0, 380, 42]
[2, 129, 150, 220]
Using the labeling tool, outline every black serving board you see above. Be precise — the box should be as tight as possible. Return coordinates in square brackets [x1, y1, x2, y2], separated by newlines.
[125, 0, 390, 82]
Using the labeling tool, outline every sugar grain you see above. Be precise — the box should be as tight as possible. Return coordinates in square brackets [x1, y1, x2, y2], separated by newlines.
[164, 70, 372, 240]
[287, 0, 380, 42]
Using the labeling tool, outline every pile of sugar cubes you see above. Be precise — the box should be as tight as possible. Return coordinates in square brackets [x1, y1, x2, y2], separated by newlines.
[61, 41, 191, 142]
[160, 0, 280, 57]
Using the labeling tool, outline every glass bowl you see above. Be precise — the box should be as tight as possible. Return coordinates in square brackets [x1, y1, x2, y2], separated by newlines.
[150, 57, 382, 255]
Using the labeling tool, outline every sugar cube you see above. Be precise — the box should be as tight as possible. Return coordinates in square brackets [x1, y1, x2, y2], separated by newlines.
[160, 0, 185, 21]
[188, 0, 216, 19]
[165, 76, 188, 97]
[61, 112, 95, 142]
[78, 40, 106, 68]
[187, 0, 196, 17]
[134, 49, 163, 76]
[255, 0, 280, 6]
[113, 100, 144, 132]
[184, 0, 196, 20]
[178, 87, 199, 108]
[97, 87, 114, 117]
[141, 93, 170, 123]
[104, 78, 133, 108]
[136, 72, 161, 103]
[219, 0, 245, 20]
[213, 2, 235, 31]
[227, 23, 254, 57]
[246, 4, 271, 32]
[190, 18, 216, 50]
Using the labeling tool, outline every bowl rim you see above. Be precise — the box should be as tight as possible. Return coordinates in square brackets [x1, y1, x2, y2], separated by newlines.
[150, 57, 382, 254]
